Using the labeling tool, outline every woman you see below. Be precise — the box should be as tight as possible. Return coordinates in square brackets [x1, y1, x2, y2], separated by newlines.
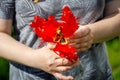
[0, 0, 92, 80]
[0, 0, 119, 80]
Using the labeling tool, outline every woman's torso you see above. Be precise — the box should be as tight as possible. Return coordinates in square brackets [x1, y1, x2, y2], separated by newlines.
[10, 0, 112, 80]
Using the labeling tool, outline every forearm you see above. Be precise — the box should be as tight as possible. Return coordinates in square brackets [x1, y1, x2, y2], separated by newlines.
[0, 32, 34, 66]
[87, 0, 120, 43]
[88, 13, 120, 43]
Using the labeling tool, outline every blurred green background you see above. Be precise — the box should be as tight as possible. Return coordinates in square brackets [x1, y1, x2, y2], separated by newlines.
[0, 37, 120, 80]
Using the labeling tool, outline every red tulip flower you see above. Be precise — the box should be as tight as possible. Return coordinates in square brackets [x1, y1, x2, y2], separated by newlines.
[30, 6, 79, 62]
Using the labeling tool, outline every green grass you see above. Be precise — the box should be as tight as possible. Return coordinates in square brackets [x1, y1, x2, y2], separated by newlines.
[0, 37, 119, 80]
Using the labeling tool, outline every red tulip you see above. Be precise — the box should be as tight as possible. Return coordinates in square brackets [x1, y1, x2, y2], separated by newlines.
[30, 6, 80, 62]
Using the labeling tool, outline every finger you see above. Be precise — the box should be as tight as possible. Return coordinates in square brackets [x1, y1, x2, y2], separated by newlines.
[55, 58, 72, 66]
[76, 42, 92, 52]
[69, 34, 93, 44]
[47, 60, 73, 73]
[50, 50, 61, 59]
[53, 66, 73, 72]
[46, 52, 62, 67]
[77, 42, 91, 49]
[53, 61, 80, 72]
[68, 36, 90, 44]
[51, 62, 79, 73]
[73, 26, 90, 38]
[77, 47, 90, 52]
[77, 34, 93, 43]
[69, 41, 91, 49]
[53, 72, 74, 80]
[74, 41, 92, 52]
[69, 34, 93, 47]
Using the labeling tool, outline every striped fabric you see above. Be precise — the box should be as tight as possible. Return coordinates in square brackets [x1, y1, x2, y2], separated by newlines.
[0, 0, 112, 80]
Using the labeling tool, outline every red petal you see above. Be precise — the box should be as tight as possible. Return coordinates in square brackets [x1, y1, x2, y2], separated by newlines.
[54, 43, 78, 62]
[60, 6, 79, 37]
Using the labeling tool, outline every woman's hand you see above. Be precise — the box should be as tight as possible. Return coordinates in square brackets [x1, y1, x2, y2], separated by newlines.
[68, 26, 93, 52]
[30, 46, 79, 80]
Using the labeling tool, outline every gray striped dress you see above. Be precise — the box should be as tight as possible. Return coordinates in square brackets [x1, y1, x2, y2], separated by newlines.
[0, 0, 112, 80]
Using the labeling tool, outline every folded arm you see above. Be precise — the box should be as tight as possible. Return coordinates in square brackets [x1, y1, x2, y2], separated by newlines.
[87, 0, 120, 43]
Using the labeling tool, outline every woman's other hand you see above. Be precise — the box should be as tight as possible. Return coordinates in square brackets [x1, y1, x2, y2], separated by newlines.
[68, 26, 93, 52]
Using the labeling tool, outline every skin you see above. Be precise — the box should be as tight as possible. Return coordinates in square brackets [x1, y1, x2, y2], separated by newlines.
[69, 0, 120, 52]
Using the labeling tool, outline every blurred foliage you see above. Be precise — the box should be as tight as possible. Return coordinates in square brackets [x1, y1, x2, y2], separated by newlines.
[0, 59, 9, 80]
[0, 37, 119, 80]
[106, 37, 120, 80]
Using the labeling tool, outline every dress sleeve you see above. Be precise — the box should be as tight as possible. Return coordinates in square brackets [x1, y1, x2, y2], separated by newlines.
[0, 0, 15, 19]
